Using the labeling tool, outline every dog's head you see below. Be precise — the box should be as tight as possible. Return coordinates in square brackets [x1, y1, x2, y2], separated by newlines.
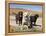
[35, 14, 39, 18]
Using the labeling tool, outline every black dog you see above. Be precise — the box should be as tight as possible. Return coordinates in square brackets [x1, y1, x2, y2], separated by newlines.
[28, 14, 39, 29]
[18, 11, 23, 25]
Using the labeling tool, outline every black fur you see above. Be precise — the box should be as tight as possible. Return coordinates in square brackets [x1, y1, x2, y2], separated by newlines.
[28, 14, 39, 29]
[18, 11, 23, 25]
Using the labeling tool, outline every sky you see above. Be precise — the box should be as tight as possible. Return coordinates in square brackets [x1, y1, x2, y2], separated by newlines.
[10, 3, 42, 12]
